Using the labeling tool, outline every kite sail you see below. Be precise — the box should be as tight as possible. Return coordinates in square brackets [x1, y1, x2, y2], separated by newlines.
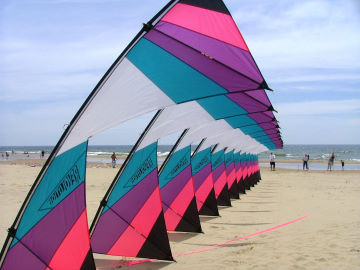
[0, 142, 95, 270]
[211, 149, 231, 206]
[90, 142, 173, 260]
[0, 0, 282, 267]
[191, 147, 219, 216]
[158, 145, 202, 232]
[234, 152, 246, 194]
[89, 0, 284, 258]
[225, 150, 239, 199]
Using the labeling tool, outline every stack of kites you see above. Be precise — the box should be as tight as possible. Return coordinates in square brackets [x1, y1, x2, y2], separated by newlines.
[0, 0, 283, 269]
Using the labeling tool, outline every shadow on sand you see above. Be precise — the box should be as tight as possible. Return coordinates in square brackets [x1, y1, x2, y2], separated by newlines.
[207, 222, 271, 226]
[95, 258, 172, 270]
[227, 210, 272, 213]
[168, 231, 199, 242]
[199, 216, 220, 222]
[181, 241, 263, 248]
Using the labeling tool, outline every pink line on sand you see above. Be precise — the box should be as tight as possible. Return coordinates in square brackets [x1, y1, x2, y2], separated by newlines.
[126, 214, 311, 266]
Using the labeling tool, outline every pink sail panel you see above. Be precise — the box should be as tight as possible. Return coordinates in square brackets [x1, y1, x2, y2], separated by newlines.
[90, 143, 173, 261]
[226, 163, 238, 199]
[163, 179, 196, 231]
[192, 148, 219, 216]
[213, 168, 230, 206]
[47, 210, 91, 270]
[195, 172, 216, 213]
[159, 146, 202, 233]
[107, 187, 162, 256]
[161, 3, 249, 51]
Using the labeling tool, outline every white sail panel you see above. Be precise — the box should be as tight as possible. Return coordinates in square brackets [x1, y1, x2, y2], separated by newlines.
[138, 101, 214, 150]
[176, 120, 232, 151]
[58, 58, 175, 155]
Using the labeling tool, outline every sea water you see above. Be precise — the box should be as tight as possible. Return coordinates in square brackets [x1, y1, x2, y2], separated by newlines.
[258, 144, 360, 162]
[259, 144, 360, 170]
[1, 145, 359, 170]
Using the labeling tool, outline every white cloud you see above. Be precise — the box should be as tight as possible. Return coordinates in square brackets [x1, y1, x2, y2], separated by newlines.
[277, 99, 360, 116]
[270, 73, 360, 84]
[277, 114, 360, 144]
[230, 0, 360, 70]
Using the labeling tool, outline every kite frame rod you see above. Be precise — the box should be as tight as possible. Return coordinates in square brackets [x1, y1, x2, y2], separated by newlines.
[191, 138, 206, 159]
[90, 109, 164, 235]
[158, 128, 189, 175]
[211, 144, 219, 154]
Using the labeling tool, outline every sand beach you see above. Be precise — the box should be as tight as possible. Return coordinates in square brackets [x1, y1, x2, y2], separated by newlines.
[0, 160, 359, 269]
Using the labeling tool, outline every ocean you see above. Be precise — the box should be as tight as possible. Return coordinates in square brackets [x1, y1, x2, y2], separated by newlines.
[1, 144, 359, 170]
[258, 144, 360, 162]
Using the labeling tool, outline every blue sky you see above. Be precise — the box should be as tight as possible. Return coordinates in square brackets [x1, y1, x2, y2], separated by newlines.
[0, 0, 359, 146]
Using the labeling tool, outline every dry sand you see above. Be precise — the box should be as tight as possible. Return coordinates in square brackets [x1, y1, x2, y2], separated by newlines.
[0, 162, 359, 269]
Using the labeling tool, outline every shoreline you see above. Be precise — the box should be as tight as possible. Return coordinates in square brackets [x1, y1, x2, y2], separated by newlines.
[1, 157, 359, 170]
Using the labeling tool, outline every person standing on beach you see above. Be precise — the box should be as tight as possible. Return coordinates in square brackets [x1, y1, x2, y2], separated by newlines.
[269, 152, 276, 171]
[340, 160, 344, 170]
[111, 152, 117, 168]
[40, 150, 45, 159]
[327, 152, 335, 171]
[303, 154, 309, 170]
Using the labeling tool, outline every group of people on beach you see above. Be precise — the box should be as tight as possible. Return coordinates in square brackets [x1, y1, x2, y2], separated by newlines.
[1, 150, 46, 160]
[1, 152, 10, 160]
[327, 153, 344, 171]
[302, 154, 310, 170]
[269, 152, 345, 171]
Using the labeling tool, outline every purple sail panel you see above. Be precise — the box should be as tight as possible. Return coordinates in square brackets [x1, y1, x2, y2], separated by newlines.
[249, 112, 273, 123]
[193, 163, 212, 191]
[161, 165, 192, 212]
[264, 111, 275, 118]
[267, 134, 281, 140]
[246, 89, 271, 107]
[259, 122, 277, 130]
[212, 163, 225, 183]
[155, 21, 263, 83]
[4, 183, 86, 267]
[1, 242, 47, 270]
[145, 29, 258, 91]
[91, 169, 158, 253]
[1, 184, 86, 269]
[226, 92, 268, 113]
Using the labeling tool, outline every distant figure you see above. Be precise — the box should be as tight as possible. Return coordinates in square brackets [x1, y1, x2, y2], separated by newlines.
[41, 150, 45, 159]
[302, 154, 309, 170]
[1, 153, 4, 159]
[340, 160, 344, 170]
[269, 152, 276, 171]
[327, 152, 335, 171]
[111, 152, 117, 168]
[5, 152, 9, 160]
